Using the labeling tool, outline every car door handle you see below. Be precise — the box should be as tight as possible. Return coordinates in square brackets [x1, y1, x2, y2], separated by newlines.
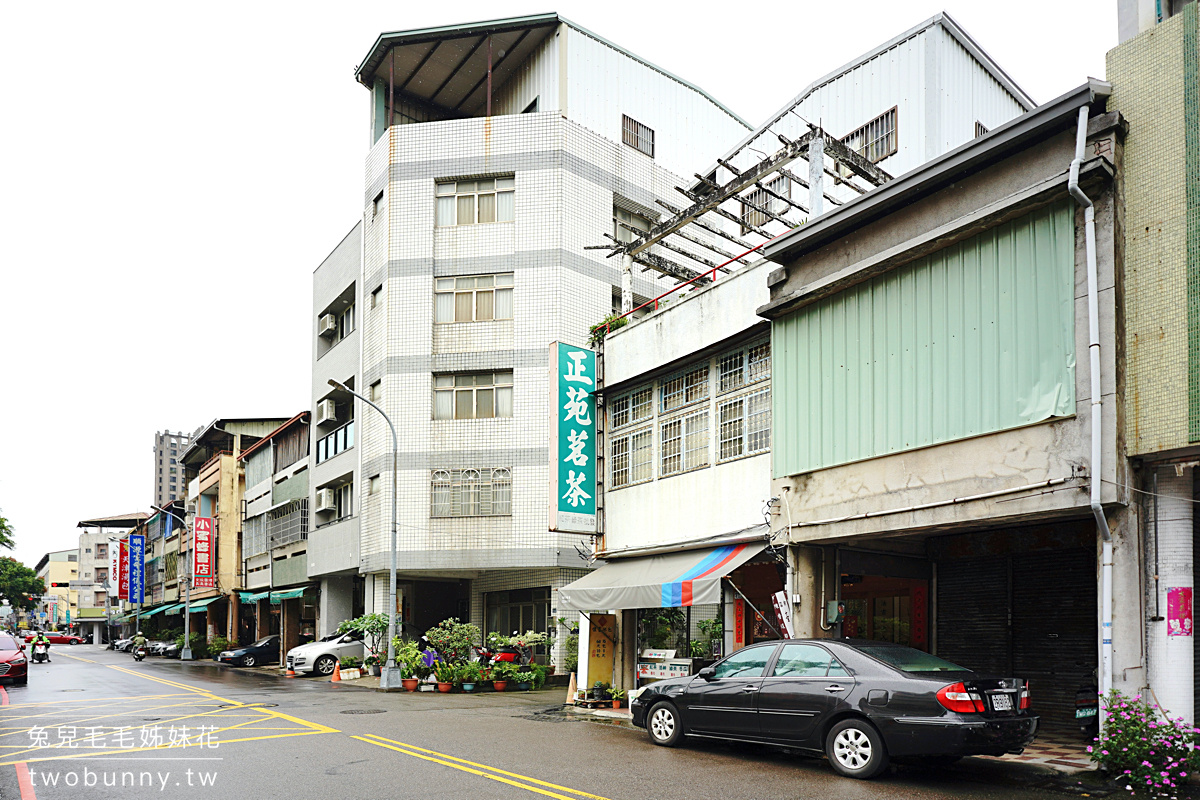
[738, 685, 759, 693]
[825, 685, 846, 693]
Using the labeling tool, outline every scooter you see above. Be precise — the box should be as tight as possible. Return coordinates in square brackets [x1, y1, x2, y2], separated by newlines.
[31, 642, 49, 664]
[133, 645, 148, 662]
[1075, 668, 1099, 739]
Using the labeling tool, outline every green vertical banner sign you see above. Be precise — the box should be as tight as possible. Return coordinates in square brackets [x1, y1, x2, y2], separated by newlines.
[549, 342, 597, 533]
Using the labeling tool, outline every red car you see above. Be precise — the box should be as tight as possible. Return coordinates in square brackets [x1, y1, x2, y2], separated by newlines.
[24, 632, 84, 645]
[0, 634, 28, 685]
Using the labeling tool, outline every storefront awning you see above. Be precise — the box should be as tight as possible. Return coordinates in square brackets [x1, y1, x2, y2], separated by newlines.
[558, 541, 767, 611]
[139, 605, 168, 617]
[269, 588, 306, 602]
[238, 591, 271, 603]
[188, 597, 222, 612]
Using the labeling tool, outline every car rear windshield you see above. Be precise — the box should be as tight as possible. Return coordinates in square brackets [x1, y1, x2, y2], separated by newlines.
[856, 644, 969, 673]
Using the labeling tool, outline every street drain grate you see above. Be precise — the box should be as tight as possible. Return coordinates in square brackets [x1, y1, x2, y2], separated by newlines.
[216, 703, 278, 709]
[340, 709, 386, 715]
[58, 689, 85, 693]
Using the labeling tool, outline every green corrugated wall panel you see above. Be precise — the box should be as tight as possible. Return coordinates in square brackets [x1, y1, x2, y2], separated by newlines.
[271, 472, 309, 505]
[272, 556, 307, 588]
[773, 200, 1077, 477]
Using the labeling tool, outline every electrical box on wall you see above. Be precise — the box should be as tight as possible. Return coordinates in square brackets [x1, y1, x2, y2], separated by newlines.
[826, 600, 845, 626]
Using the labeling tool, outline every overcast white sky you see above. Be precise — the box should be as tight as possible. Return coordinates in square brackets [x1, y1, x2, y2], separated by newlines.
[0, 1, 1115, 570]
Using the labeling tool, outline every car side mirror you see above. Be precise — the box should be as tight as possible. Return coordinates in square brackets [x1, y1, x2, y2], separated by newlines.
[698, 666, 716, 681]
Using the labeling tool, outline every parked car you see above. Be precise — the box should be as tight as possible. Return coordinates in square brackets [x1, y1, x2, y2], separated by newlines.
[148, 640, 173, 656]
[0, 634, 28, 685]
[217, 636, 280, 668]
[285, 632, 364, 676]
[631, 639, 1037, 780]
[24, 632, 84, 645]
[160, 641, 182, 659]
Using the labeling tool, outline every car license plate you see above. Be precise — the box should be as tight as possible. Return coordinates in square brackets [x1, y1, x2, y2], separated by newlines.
[1076, 706, 1098, 718]
[991, 693, 1013, 711]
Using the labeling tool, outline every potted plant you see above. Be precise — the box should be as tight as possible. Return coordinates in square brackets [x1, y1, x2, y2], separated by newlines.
[514, 670, 535, 691]
[530, 663, 548, 690]
[459, 661, 482, 693]
[433, 660, 456, 692]
[610, 688, 626, 709]
[492, 661, 515, 692]
[592, 681, 611, 701]
[363, 654, 382, 677]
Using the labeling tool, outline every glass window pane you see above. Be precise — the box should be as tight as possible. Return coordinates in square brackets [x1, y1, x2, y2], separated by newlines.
[455, 374, 474, 387]
[435, 375, 454, 388]
[713, 645, 772, 679]
[435, 292, 454, 323]
[457, 195, 475, 225]
[435, 182, 454, 196]
[477, 193, 496, 223]
[476, 290, 494, 320]
[455, 389, 474, 419]
[495, 371, 513, 385]
[456, 181, 476, 193]
[771, 644, 833, 678]
[434, 390, 453, 419]
[455, 292, 473, 322]
[497, 191, 514, 222]
[436, 278, 455, 291]
[495, 288, 513, 320]
[495, 273, 514, 287]
[475, 275, 494, 288]
[496, 386, 513, 417]
[455, 277, 475, 289]
[436, 196, 455, 226]
[496, 176, 515, 190]
[476, 388, 494, 418]
[477, 178, 495, 192]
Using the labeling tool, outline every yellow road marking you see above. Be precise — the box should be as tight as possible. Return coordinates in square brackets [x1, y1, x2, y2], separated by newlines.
[53, 653, 95, 663]
[0, 693, 194, 709]
[357, 735, 612, 800]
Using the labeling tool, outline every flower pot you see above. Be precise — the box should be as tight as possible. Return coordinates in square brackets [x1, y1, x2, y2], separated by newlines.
[461, 683, 476, 692]
[370, 665, 382, 676]
[401, 678, 418, 692]
[437, 682, 453, 693]
[546, 666, 556, 676]
[493, 680, 508, 692]
[517, 681, 532, 691]
[418, 683, 434, 692]
[612, 700, 622, 709]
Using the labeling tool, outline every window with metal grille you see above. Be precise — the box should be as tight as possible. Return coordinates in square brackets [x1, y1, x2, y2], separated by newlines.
[430, 468, 512, 517]
[661, 366, 709, 412]
[842, 107, 898, 164]
[740, 176, 791, 233]
[243, 514, 267, 558]
[614, 206, 652, 244]
[268, 499, 310, 547]
[433, 371, 513, 419]
[718, 389, 771, 461]
[611, 386, 653, 429]
[622, 115, 655, 158]
[611, 429, 653, 488]
[661, 411, 709, 476]
[434, 274, 513, 323]
[435, 177, 515, 226]
[719, 341, 771, 394]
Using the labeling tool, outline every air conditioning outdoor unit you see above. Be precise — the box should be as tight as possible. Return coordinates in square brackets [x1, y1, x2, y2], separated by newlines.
[315, 488, 337, 513]
[316, 399, 337, 425]
[318, 314, 338, 337]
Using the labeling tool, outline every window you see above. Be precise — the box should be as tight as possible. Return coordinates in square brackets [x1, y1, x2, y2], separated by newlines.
[842, 107, 898, 164]
[68, 554, 77, 562]
[371, 286, 382, 309]
[622, 114, 655, 158]
[770, 644, 844, 678]
[336, 483, 353, 519]
[316, 420, 354, 464]
[975, 120, 989, 138]
[370, 381, 382, 402]
[435, 274, 514, 323]
[372, 190, 384, 219]
[433, 372, 513, 420]
[719, 389, 771, 460]
[661, 410, 709, 476]
[169, 468, 176, 475]
[611, 429, 653, 488]
[369, 475, 381, 495]
[85, 548, 91, 554]
[740, 175, 791, 233]
[661, 366, 709, 412]
[339, 304, 355, 339]
[435, 177, 515, 226]
[614, 206, 652, 244]
[719, 341, 771, 394]
[611, 387, 652, 429]
[430, 468, 512, 516]
[712, 645, 772, 679]
[169, 458, 176, 464]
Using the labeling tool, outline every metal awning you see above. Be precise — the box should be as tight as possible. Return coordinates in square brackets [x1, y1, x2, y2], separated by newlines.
[139, 605, 168, 617]
[188, 597, 221, 612]
[270, 588, 306, 603]
[156, 604, 183, 615]
[558, 541, 767, 611]
[239, 591, 271, 603]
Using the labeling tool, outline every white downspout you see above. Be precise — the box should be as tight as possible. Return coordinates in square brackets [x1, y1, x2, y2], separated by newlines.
[1068, 104, 1112, 718]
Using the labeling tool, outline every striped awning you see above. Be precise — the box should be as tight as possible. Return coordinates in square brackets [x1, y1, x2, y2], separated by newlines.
[558, 541, 766, 611]
[157, 604, 183, 615]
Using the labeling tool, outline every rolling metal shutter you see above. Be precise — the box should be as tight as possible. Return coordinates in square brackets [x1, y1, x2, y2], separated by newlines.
[936, 557, 1010, 676]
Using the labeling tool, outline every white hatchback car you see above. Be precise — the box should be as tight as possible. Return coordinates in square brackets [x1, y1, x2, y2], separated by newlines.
[285, 632, 364, 676]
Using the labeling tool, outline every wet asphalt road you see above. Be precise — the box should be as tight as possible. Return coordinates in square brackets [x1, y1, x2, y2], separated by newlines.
[0, 645, 1077, 800]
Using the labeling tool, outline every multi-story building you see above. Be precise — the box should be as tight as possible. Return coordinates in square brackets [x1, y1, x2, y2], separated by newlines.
[321, 13, 754, 664]
[180, 418, 290, 641]
[75, 512, 147, 642]
[34, 549, 77, 630]
[152, 430, 192, 507]
[1108, 3, 1200, 723]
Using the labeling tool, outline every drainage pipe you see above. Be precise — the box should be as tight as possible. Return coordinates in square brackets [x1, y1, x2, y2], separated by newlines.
[1068, 103, 1113, 717]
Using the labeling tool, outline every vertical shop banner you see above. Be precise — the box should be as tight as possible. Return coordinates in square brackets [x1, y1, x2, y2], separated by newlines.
[1168, 587, 1194, 636]
[108, 540, 120, 593]
[128, 534, 145, 604]
[118, 540, 130, 600]
[771, 591, 795, 639]
[911, 584, 928, 647]
[733, 598, 746, 651]
[549, 342, 596, 533]
[587, 613, 615, 688]
[193, 517, 215, 589]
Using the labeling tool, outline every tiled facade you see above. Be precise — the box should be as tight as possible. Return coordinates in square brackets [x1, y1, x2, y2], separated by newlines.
[152, 430, 191, 507]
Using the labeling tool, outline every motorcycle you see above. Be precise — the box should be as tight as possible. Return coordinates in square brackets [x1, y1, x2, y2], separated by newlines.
[133, 645, 148, 662]
[472, 631, 533, 668]
[1075, 668, 1099, 738]
[31, 642, 49, 664]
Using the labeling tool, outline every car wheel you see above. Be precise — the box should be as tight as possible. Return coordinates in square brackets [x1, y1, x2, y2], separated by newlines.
[314, 655, 337, 676]
[69, 640, 79, 645]
[647, 702, 683, 748]
[826, 718, 889, 780]
[242, 655, 256, 668]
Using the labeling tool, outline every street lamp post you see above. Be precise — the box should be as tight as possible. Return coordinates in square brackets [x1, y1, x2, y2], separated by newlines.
[152, 504, 193, 660]
[327, 378, 401, 689]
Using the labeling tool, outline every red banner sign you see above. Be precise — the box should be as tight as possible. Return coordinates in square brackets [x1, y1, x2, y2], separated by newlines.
[118, 540, 130, 600]
[733, 599, 746, 652]
[192, 517, 215, 589]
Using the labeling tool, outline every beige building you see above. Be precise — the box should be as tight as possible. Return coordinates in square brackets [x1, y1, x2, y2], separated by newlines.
[34, 549, 78, 630]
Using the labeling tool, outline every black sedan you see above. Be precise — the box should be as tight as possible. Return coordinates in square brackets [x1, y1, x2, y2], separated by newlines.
[630, 639, 1037, 780]
[216, 636, 279, 668]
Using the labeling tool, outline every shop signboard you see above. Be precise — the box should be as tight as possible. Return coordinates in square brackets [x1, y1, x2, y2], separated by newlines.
[118, 540, 130, 600]
[587, 613, 615, 688]
[193, 517, 215, 589]
[108, 540, 120, 593]
[771, 591, 795, 639]
[128, 534, 145, 604]
[1168, 587, 1193, 636]
[732, 598, 746, 651]
[548, 342, 596, 534]
[636, 661, 693, 681]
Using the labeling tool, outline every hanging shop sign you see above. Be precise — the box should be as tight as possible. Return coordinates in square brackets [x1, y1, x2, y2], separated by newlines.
[193, 517, 215, 589]
[109, 540, 120, 593]
[118, 540, 130, 600]
[771, 591, 795, 639]
[1168, 587, 1193, 637]
[587, 613, 615, 687]
[128, 534, 145, 605]
[549, 342, 596, 534]
[732, 598, 746, 651]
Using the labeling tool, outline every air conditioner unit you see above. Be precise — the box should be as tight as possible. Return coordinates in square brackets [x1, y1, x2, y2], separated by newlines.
[315, 488, 337, 513]
[316, 399, 337, 425]
[318, 314, 338, 337]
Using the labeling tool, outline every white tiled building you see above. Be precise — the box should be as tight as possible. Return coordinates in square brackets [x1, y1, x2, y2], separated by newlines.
[312, 13, 751, 664]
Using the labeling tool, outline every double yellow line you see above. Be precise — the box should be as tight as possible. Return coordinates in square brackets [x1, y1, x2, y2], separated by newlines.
[353, 735, 611, 800]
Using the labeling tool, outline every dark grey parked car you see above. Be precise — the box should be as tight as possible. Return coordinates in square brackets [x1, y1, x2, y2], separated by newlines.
[216, 636, 279, 667]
